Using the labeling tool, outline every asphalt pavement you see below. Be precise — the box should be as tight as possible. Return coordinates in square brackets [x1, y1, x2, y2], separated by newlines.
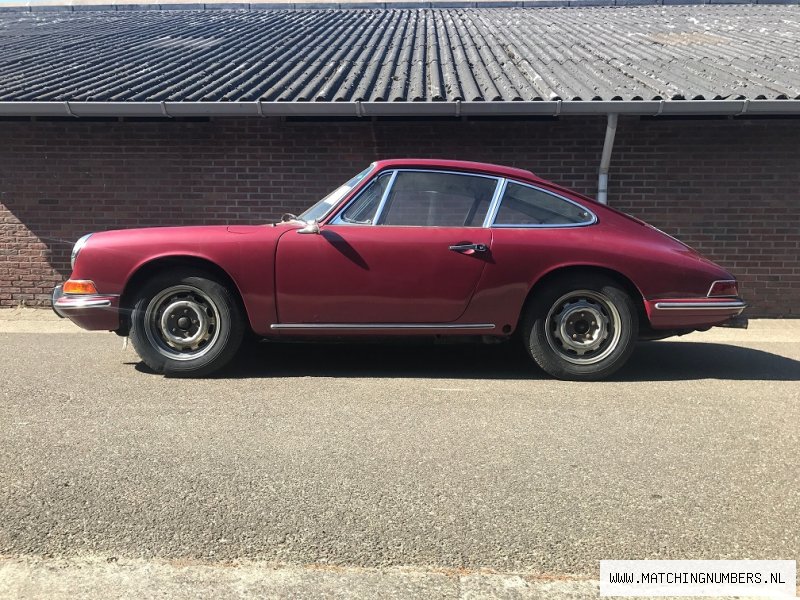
[0, 313, 798, 598]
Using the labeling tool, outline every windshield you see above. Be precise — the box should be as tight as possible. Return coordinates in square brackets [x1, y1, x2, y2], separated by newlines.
[298, 165, 373, 222]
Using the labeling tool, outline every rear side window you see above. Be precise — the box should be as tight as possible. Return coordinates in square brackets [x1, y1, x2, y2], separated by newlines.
[378, 171, 497, 227]
[494, 182, 594, 226]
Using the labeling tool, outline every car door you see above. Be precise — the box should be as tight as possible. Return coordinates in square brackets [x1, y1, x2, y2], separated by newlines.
[274, 169, 500, 324]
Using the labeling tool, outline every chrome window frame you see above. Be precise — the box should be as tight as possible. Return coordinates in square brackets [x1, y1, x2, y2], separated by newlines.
[488, 179, 598, 229]
[372, 170, 400, 224]
[482, 178, 508, 228]
[330, 168, 502, 228]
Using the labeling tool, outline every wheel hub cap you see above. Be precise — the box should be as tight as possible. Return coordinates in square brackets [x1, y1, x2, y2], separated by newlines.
[545, 290, 622, 366]
[144, 285, 221, 361]
[557, 301, 608, 355]
[160, 299, 211, 349]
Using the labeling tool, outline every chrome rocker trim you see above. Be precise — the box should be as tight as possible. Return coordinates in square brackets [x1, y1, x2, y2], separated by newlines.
[653, 301, 746, 311]
[271, 323, 496, 331]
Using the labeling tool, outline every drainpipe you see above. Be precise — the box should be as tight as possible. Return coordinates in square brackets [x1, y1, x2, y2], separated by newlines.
[597, 113, 618, 205]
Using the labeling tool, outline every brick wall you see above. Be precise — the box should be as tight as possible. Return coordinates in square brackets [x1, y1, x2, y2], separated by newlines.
[1, 116, 798, 316]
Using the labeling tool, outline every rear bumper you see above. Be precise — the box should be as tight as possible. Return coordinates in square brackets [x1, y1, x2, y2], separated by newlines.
[52, 284, 121, 330]
[645, 297, 747, 330]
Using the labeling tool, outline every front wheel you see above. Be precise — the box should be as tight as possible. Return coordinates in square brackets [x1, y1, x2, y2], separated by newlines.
[523, 275, 638, 381]
[129, 270, 245, 376]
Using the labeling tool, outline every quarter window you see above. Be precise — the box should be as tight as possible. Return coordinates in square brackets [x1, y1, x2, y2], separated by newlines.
[378, 171, 497, 227]
[337, 173, 392, 225]
[494, 182, 593, 226]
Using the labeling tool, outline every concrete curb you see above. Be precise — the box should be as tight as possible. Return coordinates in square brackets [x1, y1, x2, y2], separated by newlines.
[0, 308, 100, 334]
[0, 556, 599, 599]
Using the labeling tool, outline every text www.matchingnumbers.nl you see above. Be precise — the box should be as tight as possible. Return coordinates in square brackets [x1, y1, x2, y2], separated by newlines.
[607, 571, 789, 585]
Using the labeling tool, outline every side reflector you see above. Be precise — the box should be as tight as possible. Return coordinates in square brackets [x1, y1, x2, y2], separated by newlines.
[63, 280, 98, 295]
[708, 280, 738, 297]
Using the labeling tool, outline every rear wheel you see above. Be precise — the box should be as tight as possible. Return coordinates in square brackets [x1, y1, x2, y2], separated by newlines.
[523, 275, 638, 381]
[129, 270, 244, 376]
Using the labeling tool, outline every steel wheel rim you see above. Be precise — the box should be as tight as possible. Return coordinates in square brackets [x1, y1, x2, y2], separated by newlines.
[144, 285, 221, 361]
[545, 290, 622, 365]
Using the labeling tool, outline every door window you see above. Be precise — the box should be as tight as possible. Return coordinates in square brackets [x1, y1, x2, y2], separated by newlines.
[377, 171, 498, 227]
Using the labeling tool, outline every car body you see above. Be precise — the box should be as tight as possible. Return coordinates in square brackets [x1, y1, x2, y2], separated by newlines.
[53, 158, 747, 380]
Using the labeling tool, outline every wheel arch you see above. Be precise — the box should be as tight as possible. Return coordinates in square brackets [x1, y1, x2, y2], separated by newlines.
[518, 264, 647, 331]
[118, 255, 250, 336]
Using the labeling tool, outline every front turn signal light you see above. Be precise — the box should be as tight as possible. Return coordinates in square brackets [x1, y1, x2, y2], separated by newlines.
[63, 279, 98, 295]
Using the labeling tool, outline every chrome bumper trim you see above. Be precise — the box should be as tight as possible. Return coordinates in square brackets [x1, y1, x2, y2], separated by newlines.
[56, 297, 114, 309]
[52, 284, 65, 318]
[52, 285, 118, 317]
[654, 301, 746, 311]
[271, 323, 496, 331]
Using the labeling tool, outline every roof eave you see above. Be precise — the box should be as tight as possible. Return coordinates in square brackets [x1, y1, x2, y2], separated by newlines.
[1, 100, 799, 118]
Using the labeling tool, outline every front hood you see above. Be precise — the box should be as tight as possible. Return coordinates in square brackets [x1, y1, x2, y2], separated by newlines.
[91, 224, 233, 241]
[84, 224, 284, 248]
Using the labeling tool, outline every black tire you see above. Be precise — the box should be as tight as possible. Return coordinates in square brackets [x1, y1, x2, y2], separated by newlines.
[522, 274, 638, 381]
[129, 269, 245, 377]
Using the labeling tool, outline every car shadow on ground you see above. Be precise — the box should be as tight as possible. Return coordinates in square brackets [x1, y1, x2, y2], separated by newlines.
[135, 339, 800, 382]
[624, 341, 800, 382]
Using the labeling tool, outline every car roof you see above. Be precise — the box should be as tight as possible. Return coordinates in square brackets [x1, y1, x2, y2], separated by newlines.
[371, 159, 543, 184]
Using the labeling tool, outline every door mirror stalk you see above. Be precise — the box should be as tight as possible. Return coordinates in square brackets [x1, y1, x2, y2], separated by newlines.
[297, 220, 320, 235]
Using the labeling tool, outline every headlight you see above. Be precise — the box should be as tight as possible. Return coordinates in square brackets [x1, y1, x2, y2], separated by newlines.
[71, 233, 93, 269]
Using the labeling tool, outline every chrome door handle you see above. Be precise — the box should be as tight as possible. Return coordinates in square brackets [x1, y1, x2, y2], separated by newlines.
[449, 243, 488, 253]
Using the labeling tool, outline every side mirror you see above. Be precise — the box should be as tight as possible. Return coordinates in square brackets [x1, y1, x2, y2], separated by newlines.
[297, 220, 320, 235]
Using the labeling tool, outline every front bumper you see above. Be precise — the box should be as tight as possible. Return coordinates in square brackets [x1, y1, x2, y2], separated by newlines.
[645, 297, 747, 330]
[52, 284, 121, 330]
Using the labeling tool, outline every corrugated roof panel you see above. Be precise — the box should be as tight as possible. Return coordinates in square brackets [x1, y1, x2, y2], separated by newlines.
[0, 6, 798, 103]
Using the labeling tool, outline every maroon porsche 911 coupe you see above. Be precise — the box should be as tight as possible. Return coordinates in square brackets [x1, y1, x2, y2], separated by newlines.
[53, 159, 746, 380]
